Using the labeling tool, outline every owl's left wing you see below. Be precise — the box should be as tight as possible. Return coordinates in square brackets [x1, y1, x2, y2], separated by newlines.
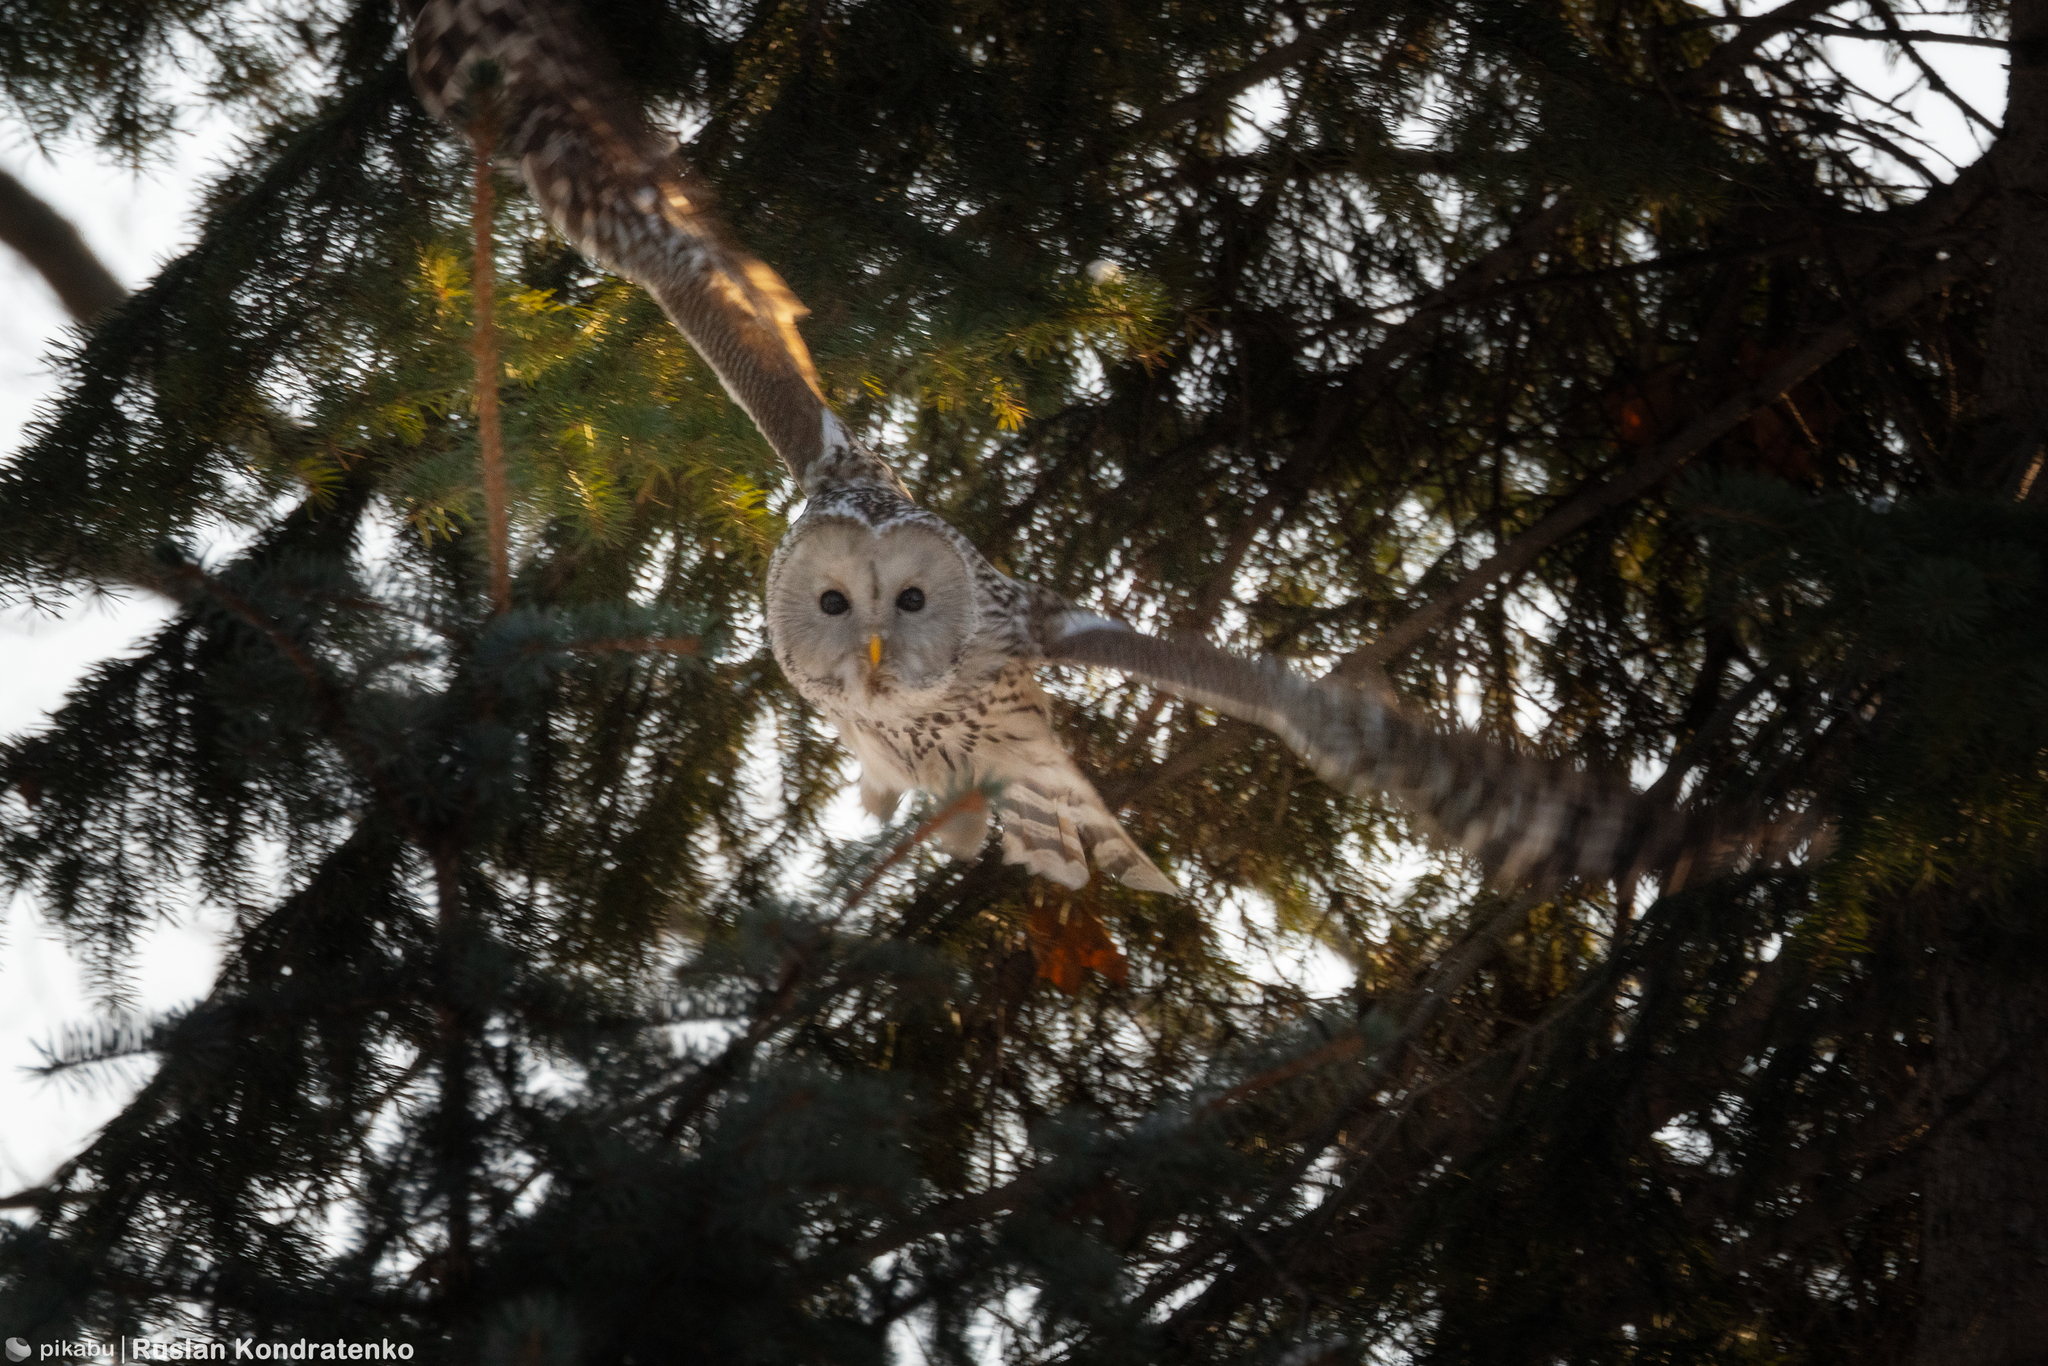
[403, 0, 899, 495]
[1041, 618, 1802, 892]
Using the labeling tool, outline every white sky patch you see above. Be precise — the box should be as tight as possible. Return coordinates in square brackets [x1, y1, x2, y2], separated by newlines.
[1804, 10, 2005, 180]
[0, 592, 178, 729]
[0, 889, 234, 1219]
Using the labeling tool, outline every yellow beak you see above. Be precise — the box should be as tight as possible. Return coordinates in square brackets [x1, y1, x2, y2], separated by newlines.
[868, 634, 884, 668]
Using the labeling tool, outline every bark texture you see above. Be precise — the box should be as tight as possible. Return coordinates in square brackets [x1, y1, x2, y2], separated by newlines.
[1977, 0, 2048, 497]
[1915, 4, 2048, 1358]
[1916, 904, 2048, 1366]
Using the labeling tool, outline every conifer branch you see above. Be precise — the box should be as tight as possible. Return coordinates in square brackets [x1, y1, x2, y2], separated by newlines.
[1129, 7, 1381, 136]
[1870, 2, 2004, 138]
[659, 943, 814, 1142]
[164, 566, 332, 704]
[657, 793, 1000, 1140]
[1679, 0, 1842, 90]
[560, 636, 701, 656]
[160, 562, 435, 855]
[833, 894, 1544, 1279]
[428, 845, 475, 1294]
[653, 810, 1001, 1145]
[840, 788, 991, 912]
[1335, 244, 1988, 676]
[1142, 892, 1548, 1321]
[1108, 208, 1998, 825]
[1749, 18, 2011, 50]
[1350, 197, 1580, 380]
[0, 1183, 87, 1209]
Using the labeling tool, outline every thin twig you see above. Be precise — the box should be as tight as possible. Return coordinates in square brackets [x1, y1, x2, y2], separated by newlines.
[469, 99, 511, 615]
[1792, 19, 2010, 50]
[837, 890, 1545, 1283]
[656, 796, 997, 1143]
[162, 562, 434, 854]
[839, 788, 991, 914]
[1129, 7, 1380, 136]
[1873, 2, 2003, 138]
[560, 636, 702, 656]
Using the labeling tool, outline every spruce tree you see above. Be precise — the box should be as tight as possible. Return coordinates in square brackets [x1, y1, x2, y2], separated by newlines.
[0, 2, 2041, 1364]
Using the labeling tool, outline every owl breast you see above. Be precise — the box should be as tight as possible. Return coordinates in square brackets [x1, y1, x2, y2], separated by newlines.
[810, 653, 1026, 795]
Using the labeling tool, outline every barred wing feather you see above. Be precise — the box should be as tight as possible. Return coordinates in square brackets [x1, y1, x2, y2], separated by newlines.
[403, 0, 895, 494]
[1042, 623, 1753, 892]
[980, 673, 1176, 895]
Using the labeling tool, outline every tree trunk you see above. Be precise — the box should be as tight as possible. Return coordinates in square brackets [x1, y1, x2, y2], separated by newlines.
[1915, 5, 2048, 1357]
[1974, 0, 2048, 497]
[1916, 905, 2048, 1366]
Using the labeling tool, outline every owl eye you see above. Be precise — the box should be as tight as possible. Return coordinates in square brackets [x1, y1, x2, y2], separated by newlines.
[819, 590, 851, 615]
[895, 587, 926, 613]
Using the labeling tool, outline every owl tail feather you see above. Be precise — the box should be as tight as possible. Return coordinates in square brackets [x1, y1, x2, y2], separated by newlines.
[997, 781, 1177, 895]
[929, 799, 992, 860]
[1095, 838, 1179, 895]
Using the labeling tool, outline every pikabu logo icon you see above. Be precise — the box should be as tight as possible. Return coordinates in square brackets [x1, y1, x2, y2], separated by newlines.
[7, 1339, 30, 1363]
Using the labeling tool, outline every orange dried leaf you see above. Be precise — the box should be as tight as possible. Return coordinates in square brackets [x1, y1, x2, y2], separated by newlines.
[1028, 902, 1129, 994]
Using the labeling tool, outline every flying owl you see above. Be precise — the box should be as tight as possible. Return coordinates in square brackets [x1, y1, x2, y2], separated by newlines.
[762, 484, 1175, 893]
[408, 0, 1180, 893]
[404, 0, 1803, 896]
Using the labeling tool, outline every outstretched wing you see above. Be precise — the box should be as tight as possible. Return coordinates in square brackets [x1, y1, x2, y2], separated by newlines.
[402, 0, 899, 495]
[978, 666, 1176, 894]
[1042, 619, 1804, 892]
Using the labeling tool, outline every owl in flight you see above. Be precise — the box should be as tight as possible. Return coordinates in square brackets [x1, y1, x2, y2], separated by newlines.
[404, 0, 1768, 896]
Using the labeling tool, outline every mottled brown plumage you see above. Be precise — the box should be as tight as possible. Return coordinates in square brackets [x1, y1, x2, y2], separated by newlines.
[403, 0, 896, 494]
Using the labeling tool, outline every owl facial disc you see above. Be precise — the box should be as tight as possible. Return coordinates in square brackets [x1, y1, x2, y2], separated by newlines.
[767, 517, 977, 695]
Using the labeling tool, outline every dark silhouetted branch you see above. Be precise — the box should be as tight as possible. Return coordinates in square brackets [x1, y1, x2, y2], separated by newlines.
[0, 167, 126, 323]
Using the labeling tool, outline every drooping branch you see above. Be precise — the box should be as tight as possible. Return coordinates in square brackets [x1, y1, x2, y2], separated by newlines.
[468, 99, 511, 615]
[1782, 19, 2009, 50]
[1871, 2, 2004, 138]
[1099, 240, 1986, 836]
[1130, 5, 1385, 137]
[0, 167, 126, 324]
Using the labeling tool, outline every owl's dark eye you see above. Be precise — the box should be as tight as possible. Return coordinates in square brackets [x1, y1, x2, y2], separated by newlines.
[819, 590, 851, 616]
[896, 587, 926, 613]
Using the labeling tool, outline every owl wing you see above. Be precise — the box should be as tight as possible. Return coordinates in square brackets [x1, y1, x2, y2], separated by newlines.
[975, 665, 1176, 895]
[403, 0, 899, 496]
[1041, 618, 1803, 892]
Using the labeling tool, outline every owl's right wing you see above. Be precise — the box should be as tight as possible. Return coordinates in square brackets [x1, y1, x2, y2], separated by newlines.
[1042, 619, 1803, 892]
[403, 0, 899, 496]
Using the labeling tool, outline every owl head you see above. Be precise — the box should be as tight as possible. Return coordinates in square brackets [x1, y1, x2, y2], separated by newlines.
[766, 513, 980, 695]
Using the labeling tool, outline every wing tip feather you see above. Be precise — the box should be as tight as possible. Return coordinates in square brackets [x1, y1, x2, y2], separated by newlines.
[1115, 859, 1178, 895]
